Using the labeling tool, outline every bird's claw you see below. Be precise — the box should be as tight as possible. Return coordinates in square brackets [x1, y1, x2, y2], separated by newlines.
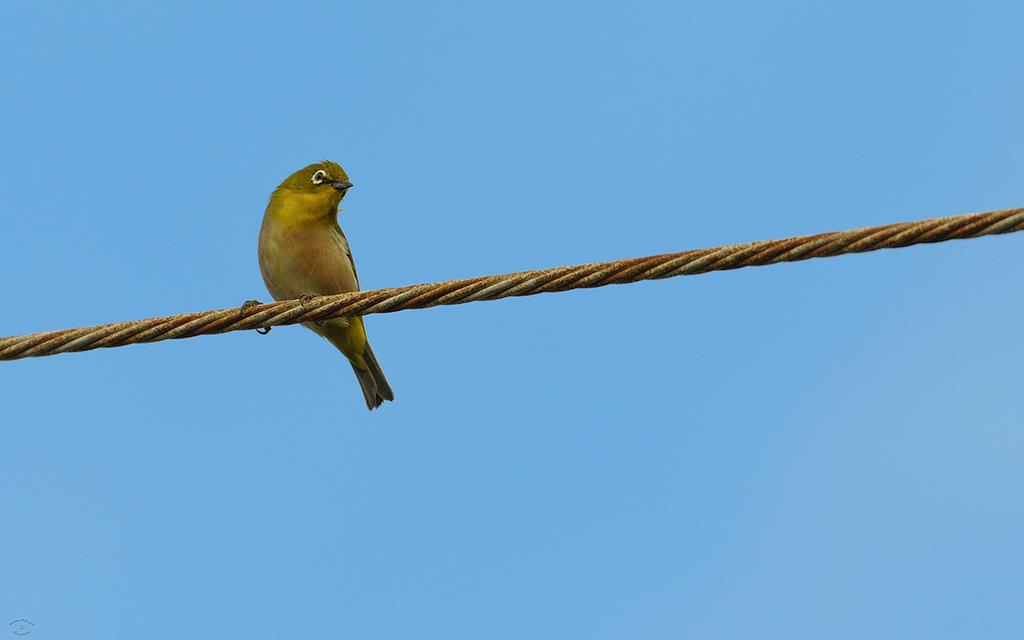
[299, 294, 326, 326]
[240, 299, 272, 335]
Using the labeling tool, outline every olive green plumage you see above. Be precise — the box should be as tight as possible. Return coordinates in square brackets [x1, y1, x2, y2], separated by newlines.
[258, 160, 394, 410]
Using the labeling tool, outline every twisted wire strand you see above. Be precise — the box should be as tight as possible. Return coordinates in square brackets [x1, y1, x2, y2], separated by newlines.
[1, 206, 1021, 361]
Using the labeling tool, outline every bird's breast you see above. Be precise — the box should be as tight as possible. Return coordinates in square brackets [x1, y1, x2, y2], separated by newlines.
[259, 220, 359, 302]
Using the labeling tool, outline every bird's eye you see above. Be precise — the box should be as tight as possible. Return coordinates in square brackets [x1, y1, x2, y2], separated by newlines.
[311, 170, 327, 185]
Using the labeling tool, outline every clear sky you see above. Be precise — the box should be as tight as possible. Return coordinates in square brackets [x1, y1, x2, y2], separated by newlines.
[2, 1, 1022, 638]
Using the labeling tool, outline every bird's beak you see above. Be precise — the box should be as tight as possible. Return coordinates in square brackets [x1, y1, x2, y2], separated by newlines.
[332, 180, 353, 191]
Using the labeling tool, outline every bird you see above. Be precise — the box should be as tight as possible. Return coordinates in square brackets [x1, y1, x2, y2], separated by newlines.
[258, 160, 394, 410]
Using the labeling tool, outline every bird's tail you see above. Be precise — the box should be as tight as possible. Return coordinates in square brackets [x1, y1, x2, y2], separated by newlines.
[350, 343, 394, 411]
[320, 318, 395, 411]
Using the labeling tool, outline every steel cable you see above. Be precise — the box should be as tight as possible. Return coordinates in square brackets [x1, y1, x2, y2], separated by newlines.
[1, 206, 1021, 361]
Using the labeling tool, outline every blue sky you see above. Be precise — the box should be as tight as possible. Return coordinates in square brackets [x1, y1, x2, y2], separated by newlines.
[2, 1, 1022, 638]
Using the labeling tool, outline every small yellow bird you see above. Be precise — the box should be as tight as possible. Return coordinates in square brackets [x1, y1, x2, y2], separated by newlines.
[258, 160, 394, 410]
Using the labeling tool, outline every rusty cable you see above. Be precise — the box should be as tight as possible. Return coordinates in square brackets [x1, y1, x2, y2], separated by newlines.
[1, 206, 1021, 361]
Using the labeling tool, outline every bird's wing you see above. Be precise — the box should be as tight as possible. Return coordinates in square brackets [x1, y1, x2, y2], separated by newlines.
[337, 227, 359, 289]
[304, 226, 360, 295]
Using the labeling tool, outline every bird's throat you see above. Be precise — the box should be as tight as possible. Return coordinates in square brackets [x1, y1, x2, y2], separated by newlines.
[267, 189, 341, 226]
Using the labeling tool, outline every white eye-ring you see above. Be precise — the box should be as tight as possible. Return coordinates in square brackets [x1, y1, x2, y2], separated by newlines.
[311, 169, 327, 185]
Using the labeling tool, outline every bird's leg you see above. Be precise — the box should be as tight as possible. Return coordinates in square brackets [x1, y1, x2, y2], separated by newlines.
[298, 294, 327, 327]
[239, 299, 272, 335]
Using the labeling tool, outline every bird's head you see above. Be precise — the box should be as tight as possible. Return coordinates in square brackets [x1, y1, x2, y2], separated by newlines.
[274, 160, 354, 202]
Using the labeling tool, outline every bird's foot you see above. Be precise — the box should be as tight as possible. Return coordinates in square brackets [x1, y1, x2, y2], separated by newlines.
[298, 294, 327, 327]
[239, 299, 272, 335]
